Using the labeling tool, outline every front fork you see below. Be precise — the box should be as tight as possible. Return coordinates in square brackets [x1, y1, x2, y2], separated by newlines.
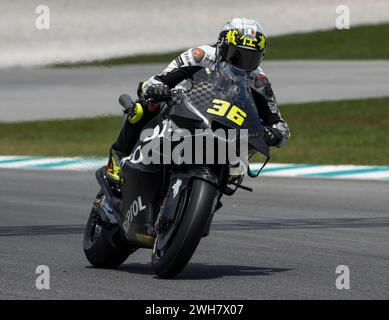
[155, 166, 222, 237]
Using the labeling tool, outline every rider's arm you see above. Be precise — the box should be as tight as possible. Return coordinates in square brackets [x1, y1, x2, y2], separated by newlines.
[139, 45, 216, 93]
[250, 71, 290, 147]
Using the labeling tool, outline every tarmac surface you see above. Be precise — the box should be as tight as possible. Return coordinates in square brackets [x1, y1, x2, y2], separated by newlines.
[1, 169, 388, 299]
[1, 60, 389, 122]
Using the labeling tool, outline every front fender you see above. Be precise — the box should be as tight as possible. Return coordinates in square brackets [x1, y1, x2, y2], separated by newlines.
[159, 166, 219, 225]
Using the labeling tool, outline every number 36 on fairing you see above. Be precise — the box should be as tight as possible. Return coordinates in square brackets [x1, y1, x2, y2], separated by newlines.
[206, 99, 247, 126]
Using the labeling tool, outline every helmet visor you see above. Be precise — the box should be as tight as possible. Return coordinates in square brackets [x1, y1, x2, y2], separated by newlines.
[220, 44, 263, 71]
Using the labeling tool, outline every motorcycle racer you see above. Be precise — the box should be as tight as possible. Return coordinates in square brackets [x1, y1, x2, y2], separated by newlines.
[106, 18, 290, 184]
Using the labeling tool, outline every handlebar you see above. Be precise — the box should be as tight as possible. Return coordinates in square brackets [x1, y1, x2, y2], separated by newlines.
[118, 94, 134, 113]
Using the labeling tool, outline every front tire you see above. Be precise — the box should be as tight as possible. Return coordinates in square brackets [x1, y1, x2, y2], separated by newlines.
[83, 207, 136, 268]
[151, 178, 218, 278]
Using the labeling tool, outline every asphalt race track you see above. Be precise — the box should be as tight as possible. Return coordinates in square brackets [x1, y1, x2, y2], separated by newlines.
[2, 60, 389, 122]
[0, 169, 388, 299]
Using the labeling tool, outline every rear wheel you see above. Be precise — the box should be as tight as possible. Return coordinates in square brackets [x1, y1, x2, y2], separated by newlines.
[83, 207, 137, 268]
[151, 178, 218, 278]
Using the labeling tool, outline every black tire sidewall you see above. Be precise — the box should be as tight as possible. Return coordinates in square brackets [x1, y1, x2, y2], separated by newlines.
[83, 208, 135, 268]
[151, 178, 217, 278]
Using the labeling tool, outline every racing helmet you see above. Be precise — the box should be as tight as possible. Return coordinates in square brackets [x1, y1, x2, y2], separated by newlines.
[217, 18, 267, 71]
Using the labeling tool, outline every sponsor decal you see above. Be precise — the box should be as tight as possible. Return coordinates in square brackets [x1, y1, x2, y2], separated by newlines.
[175, 55, 184, 67]
[127, 145, 143, 164]
[172, 179, 182, 198]
[182, 51, 192, 66]
[191, 48, 205, 63]
[123, 196, 146, 233]
[255, 73, 268, 89]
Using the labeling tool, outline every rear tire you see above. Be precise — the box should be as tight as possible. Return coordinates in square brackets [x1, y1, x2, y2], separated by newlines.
[151, 178, 217, 278]
[83, 207, 136, 268]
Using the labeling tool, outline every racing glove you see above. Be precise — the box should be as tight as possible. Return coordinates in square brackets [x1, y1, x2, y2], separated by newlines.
[143, 83, 172, 102]
[264, 126, 283, 146]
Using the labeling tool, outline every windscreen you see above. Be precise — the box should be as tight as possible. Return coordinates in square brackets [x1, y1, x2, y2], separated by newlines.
[182, 61, 269, 157]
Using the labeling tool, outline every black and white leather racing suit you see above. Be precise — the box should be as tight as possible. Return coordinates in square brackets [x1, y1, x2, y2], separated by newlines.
[112, 45, 290, 155]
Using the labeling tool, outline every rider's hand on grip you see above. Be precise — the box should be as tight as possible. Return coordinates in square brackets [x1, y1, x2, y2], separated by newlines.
[264, 126, 282, 146]
[143, 83, 172, 102]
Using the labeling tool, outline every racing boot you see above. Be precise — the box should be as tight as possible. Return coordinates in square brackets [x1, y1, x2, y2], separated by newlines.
[106, 148, 125, 190]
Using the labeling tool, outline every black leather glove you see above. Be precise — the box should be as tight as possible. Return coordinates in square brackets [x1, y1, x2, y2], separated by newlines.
[264, 126, 282, 146]
[143, 83, 171, 102]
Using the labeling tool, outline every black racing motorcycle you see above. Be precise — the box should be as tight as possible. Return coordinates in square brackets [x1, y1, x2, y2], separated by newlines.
[83, 62, 270, 278]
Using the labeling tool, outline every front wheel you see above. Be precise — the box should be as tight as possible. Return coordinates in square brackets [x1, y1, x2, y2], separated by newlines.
[151, 178, 218, 278]
[83, 207, 137, 268]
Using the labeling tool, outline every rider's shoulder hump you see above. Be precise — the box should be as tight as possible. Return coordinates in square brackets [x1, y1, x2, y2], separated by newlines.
[250, 67, 270, 90]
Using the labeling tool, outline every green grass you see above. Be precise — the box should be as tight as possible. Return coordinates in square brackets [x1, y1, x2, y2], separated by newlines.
[0, 117, 122, 157]
[1, 97, 388, 165]
[266, 23, 389, 60]
[52, 23, 389, 68]
[260, 97, 389, 165]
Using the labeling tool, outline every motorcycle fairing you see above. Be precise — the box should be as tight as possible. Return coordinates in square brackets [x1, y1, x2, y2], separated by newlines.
[173, 63, 270, 158]
[118, 61, 270, 247]
[119, 160, 162, 248]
